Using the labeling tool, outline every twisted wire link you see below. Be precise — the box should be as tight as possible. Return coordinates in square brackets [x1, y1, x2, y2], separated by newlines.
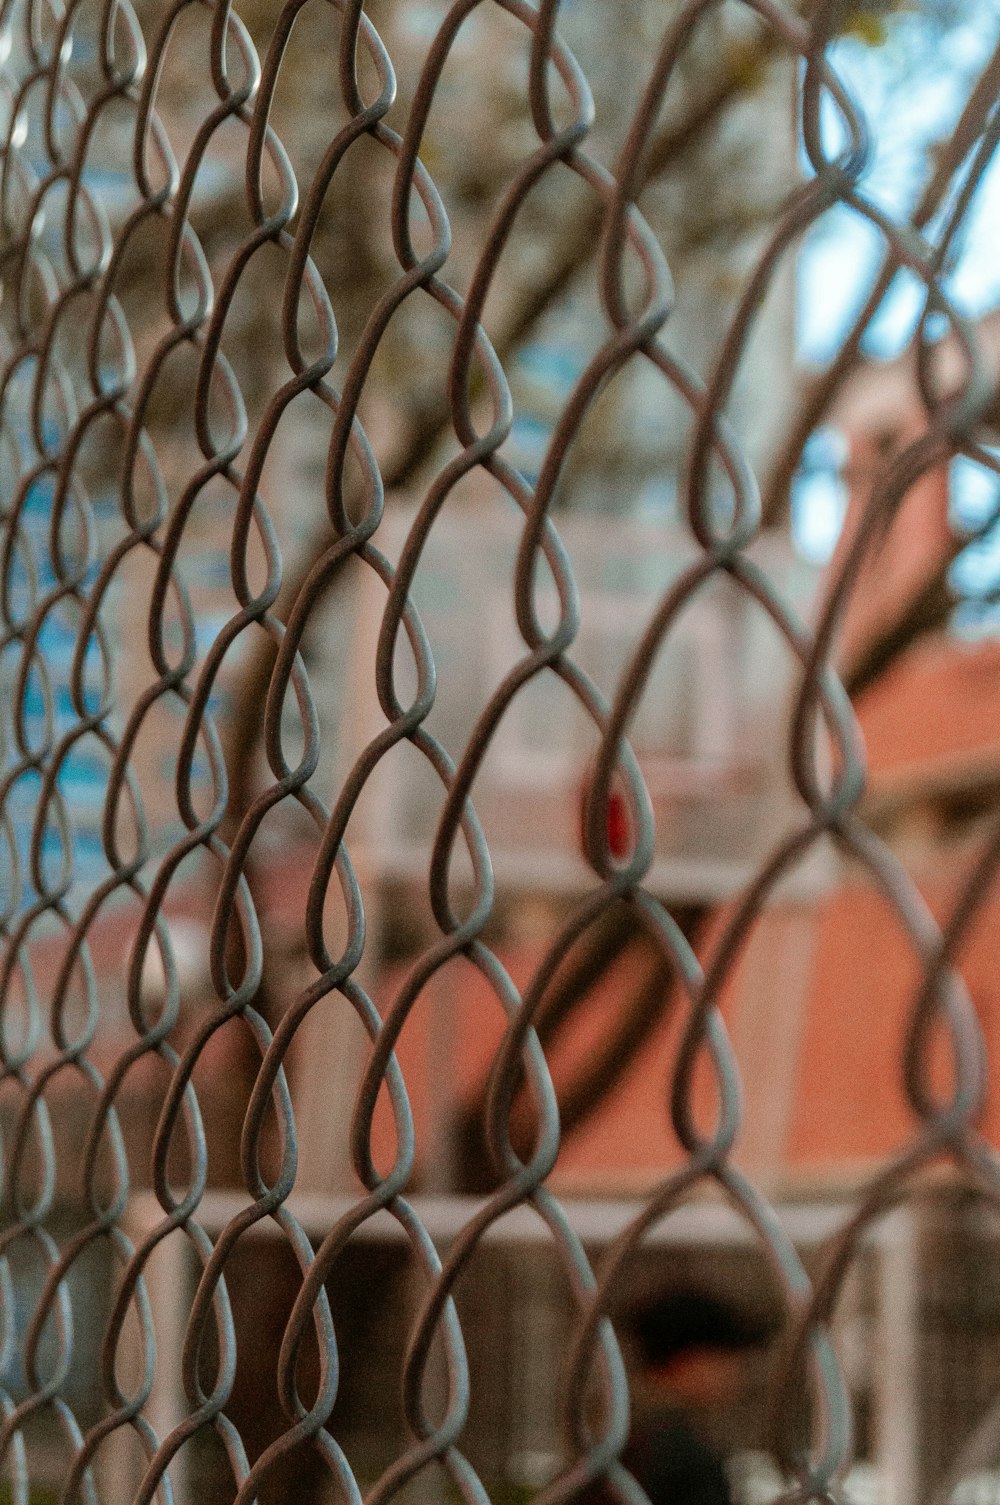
[0, 0, 999, 1502]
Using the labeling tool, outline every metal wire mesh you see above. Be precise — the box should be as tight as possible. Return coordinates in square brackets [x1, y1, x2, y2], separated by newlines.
[0, 0, 999, 1501]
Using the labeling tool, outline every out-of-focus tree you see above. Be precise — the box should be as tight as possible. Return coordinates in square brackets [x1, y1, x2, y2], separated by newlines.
[188, 0, 1000, 1183]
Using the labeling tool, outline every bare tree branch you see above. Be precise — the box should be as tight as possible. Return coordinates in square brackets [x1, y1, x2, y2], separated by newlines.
[218, 27, 787, 826]
[761, 33, 1000, 524]
[845, 567, 955, 700]
[453, 903, 705, 1193]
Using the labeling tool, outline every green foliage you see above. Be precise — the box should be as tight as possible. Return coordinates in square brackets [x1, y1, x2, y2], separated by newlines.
[840, 7, 891, 45]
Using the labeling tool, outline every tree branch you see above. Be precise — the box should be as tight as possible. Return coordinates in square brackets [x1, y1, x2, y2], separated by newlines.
[761, 33, 1000, 524]
[218, 26, 786, 824]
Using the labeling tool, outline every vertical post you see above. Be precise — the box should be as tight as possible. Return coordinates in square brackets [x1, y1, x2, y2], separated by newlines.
[506, 1243, 563, 1492]
[145, 1228, 193, 1497]
[875, 1206, 921, 1505]
[106, 1199, 193, 1505]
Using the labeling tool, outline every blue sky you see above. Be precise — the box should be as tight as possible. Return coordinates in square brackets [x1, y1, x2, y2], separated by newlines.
[798, 3, 1000, 366]
[793, 3, 1000, 585]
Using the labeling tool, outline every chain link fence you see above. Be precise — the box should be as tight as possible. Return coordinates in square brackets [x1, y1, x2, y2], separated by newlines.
[1, 0, 1000, 1501]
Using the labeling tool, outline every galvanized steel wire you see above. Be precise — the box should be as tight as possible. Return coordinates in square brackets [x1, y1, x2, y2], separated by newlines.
[0, 0, 999, 1501]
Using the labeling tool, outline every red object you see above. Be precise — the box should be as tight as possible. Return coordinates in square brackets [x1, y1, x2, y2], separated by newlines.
[606, 787, 630, 859]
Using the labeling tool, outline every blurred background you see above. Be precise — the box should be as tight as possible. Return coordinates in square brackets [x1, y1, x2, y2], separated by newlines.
[2, 0, 1000, 1501]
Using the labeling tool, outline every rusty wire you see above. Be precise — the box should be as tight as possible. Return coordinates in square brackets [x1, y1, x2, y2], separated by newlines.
[1, 0, 1000, 1501]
